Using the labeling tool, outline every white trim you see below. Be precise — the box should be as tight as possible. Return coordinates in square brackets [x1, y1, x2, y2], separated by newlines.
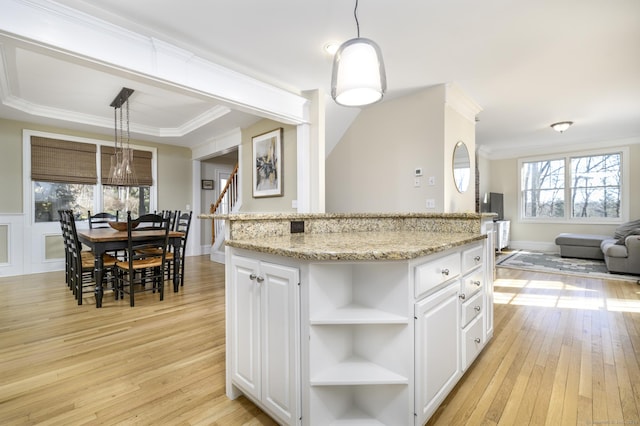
[0, 0, 309, 126]
[0, 214, 24, 277]
[508, 240, 559, 254]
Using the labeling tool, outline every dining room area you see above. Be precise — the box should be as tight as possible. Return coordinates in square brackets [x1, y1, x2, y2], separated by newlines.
[62, 209, 193, 308]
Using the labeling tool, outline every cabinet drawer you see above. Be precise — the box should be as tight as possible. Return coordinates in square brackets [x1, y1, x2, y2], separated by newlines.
[461, 290, 484, 327]
[462, 244, 483, 273]
[462, 315, 484, 370]
[461, 269, 483, 299]
[414, 252, 460, 298]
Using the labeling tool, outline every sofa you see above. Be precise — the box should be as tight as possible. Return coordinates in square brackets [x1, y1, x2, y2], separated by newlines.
[555, 219, 640, 275]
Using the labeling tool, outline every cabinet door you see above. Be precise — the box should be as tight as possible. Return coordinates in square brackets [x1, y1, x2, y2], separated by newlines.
[260, 261, 299, 425]
[415, 281, 461, 425]
[229, 255, 261, 399]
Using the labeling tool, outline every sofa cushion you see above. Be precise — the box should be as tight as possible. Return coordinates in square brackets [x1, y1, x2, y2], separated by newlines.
[614, 219, 640, 241]
[602, 238, 628, 258]
[615, 227, 640, 245]
[555, 233, 610, 247]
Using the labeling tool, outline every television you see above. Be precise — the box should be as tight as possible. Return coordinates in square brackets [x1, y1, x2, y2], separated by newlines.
[489, 192, 504, 221]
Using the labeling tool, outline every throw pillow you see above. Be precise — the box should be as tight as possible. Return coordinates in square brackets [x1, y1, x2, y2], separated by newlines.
[616, 227, 640, 245]
[614, 219, 640, 239]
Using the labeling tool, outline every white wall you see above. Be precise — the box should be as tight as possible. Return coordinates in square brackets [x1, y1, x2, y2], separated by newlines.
[325, 84, 479, 213]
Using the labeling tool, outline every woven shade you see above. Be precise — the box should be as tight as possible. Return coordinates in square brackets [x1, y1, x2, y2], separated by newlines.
[31, 136, 97, 184]
[101, 146, 153, 186]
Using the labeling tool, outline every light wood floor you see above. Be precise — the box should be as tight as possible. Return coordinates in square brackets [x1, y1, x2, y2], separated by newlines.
[1, 257, 639, 425]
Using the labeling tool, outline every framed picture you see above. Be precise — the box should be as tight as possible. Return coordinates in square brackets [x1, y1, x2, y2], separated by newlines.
[201, 179, 214, 190]
[252, 128, 283, 198]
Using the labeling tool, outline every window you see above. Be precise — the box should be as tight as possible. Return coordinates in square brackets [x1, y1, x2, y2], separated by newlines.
[103, 186, 151, 218]
[520, 151, 623, 222]
[30, 135, 154, 223]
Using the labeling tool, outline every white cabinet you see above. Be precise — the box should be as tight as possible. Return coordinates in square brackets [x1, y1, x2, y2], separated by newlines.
[414, 281, 461, 425]
[306, 262, 412, 425]
[228, 254, 300, 426]
[228, 238, 492, 426]
[495, 220, 510, 252]
[413, 241, 487, 424]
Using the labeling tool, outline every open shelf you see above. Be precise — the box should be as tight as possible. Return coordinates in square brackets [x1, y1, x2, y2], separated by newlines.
[310, 356, 409, 386]
[308, 262, 409, 323]
[310, 385, 411, 425]
[310, 303, 409, 325]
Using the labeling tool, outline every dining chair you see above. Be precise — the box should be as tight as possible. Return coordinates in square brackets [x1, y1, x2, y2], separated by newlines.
[88, 210, 119, 229]
[64, 210, 117, 305]
[171, 210, 192, 287]
[58, 209, 73, 290]
[141, 210, 191, 286]
[114, 211, 170, 307]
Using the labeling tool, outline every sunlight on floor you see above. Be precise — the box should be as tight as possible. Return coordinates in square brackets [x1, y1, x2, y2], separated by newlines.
[493, 277, 640, 313]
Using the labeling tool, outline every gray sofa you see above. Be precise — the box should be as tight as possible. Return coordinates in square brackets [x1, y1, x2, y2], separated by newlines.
[555, 219, 640, 275]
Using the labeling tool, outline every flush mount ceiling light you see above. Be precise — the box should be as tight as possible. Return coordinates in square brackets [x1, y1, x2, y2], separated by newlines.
[331, 0, 386, 107]
[550, 121, 573, 133]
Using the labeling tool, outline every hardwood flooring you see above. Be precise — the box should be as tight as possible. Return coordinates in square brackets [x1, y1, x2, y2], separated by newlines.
[1, 257, 639, 425]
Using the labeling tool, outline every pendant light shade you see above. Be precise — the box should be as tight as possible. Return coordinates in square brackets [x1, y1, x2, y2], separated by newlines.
[331, 37, 386, 107]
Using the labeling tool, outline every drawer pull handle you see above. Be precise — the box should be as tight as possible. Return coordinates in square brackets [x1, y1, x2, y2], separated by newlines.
[474, 255, 481, 262]
[474, 305, 481, 312]
[459, 293, 466, 300]
[256, 276, 265, 283]
[249, 273, 257, 280]
[441, 268, 450, 276]
[474, 338, 481, 344]
[472, 280, 481, 286]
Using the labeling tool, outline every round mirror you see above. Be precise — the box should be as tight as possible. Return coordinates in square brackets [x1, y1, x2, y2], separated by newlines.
[453, 141, 471, 193]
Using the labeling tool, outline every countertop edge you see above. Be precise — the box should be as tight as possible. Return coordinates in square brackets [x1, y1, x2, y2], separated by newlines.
[226, 233, 486, 261]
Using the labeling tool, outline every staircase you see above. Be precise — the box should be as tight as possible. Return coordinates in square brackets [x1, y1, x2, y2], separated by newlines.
[209, 163, 238, 263]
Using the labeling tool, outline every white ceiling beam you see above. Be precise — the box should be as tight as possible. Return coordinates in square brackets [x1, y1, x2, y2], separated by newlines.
[0, 0, 309, 126]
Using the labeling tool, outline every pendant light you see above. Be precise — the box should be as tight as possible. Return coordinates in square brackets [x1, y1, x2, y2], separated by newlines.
[108, 87, 138, 187]
[331, 0, 386, 107]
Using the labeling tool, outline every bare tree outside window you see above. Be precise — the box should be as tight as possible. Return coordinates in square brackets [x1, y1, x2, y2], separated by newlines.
[521, 152, 621, 220]
[521, 159, 565, 218]
[570, 154, 620, 218]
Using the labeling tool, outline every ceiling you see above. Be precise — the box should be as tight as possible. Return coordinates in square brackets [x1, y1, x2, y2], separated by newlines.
[1, 0, 639, 157]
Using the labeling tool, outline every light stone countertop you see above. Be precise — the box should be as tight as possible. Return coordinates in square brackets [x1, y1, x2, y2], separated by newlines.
[226, 231, 485, 261]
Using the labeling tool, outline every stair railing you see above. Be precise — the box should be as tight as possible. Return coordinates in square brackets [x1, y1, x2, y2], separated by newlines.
[209, 163, 238, 246]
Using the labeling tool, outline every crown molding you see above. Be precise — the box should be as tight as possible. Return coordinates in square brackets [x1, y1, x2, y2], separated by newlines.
[0, 0, 309, 125]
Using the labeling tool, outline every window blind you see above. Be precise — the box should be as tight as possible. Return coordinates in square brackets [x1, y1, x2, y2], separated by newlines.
[31, 136, 97, 184]
[101, 146, 153, 186]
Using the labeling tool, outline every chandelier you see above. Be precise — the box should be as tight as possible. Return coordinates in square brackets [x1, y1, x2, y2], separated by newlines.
[108, 87, 138, 186]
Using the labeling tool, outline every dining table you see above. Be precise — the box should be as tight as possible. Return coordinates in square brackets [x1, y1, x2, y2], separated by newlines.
[77, 228, 184, 308]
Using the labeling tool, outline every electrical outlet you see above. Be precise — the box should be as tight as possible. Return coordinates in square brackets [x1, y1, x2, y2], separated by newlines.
[290, 220, 304, 233]
[426, 199, 435, 209]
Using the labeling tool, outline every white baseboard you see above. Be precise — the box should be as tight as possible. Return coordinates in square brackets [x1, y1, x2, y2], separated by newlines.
[210, 250, 225, 264]
[508, 240, 559, 254]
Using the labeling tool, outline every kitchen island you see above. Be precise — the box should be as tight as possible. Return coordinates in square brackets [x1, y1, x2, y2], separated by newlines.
[204, 212, 495, 425]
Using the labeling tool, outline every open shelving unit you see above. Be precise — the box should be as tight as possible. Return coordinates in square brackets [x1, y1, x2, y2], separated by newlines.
[307, 262, 412, 424]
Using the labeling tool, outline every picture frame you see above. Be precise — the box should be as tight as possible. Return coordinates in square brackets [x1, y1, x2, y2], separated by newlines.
[201, 179, 214, 190]
[252, 128, 283, 198]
